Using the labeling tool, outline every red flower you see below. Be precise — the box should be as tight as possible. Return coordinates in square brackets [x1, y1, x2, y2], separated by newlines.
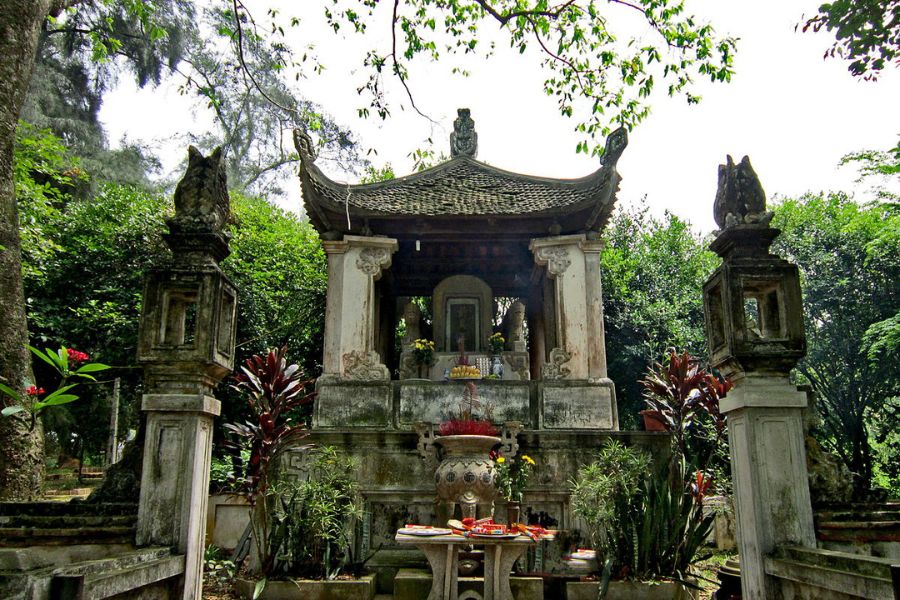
[67, 348, 89, 363]
[488, 449, 499, 460]
[26, 386, 45, 397]
[691, 470, 712, 504]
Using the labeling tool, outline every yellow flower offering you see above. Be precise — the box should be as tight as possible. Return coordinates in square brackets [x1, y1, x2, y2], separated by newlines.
[496, 457, 506, 464]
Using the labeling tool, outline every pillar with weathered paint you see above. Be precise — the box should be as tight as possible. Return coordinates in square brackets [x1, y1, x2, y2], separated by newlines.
[320, 235, 398, 379]
[134, 147, 238, 600]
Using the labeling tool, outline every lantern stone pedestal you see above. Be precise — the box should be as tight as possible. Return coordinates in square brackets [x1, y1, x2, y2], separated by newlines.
[134, 147, 238, 600]
[703, 158, 814, 600]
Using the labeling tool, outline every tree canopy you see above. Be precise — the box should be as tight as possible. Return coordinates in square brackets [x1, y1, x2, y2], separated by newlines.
[772, 193, 899, 494]
[601, 201, 717, 427]
[801, 0, 900, 79]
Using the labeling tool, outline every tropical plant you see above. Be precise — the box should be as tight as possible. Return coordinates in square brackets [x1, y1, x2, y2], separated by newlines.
[0, 345, 109, 430]
[492, 453, 535, 502]
[264, 447, 364, 581]
[224, 346, 315, 574]
[772, 193, 899, 494]
[571, 440, 713, 591]
[639, 350, 731, 472]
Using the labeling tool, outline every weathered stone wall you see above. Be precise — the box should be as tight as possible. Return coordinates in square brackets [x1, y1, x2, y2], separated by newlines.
[289, 388, 668, 590]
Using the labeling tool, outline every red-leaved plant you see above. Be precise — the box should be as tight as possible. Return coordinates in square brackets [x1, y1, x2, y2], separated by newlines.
[640, 350, 731, 465]
[439, 419, 498, 436]
[224, 346, 315, 575]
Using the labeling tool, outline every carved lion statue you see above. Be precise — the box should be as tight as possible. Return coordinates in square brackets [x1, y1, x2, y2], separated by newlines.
[170, 146, 229, 234]
[713, 155, 773, 229]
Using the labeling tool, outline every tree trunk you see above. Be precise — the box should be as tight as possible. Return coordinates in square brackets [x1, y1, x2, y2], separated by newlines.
[0, 0, 52, 500]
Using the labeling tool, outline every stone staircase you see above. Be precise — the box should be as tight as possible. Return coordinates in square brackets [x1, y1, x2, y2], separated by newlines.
[0, 502, 138, 547]
[0, 501, 184, 599]
[814, 502, 900, 559]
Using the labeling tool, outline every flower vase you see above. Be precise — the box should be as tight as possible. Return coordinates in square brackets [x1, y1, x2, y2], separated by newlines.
[506, 500, 521, 529]
[490, 355, 503, 378]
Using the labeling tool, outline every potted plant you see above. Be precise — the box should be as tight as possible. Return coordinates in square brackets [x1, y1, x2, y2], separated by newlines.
[491, 452, 535, 527]
[638, 350, 731, 459]
[226, 347, 376, 599]
[410, 338, 435, 379]
[234, 447, 375, 599]
[434, 382, 500, 520]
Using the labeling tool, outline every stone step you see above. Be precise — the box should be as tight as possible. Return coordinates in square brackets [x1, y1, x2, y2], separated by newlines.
[814, 502, 900, 521]
[766, 546, 895, 599]
[51, 551, 184, 598]
[52, 546, 173, 577]
[0, 501, 138, 517]
[0, 525, 135, 547]
[0, 514, 137, 528]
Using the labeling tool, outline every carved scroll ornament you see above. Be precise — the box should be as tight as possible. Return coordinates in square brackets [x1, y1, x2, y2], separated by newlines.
[355, 247, 391, 277]
[342, 350, 390, 381]
[536, 246, 572, 276]
[542, 347, 572, 380]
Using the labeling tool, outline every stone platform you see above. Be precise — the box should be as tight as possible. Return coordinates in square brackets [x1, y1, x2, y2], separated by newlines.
[287, 378, 669, 592]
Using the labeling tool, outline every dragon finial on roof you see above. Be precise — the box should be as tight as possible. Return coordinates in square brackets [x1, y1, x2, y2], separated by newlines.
[450, 108, 478, 158]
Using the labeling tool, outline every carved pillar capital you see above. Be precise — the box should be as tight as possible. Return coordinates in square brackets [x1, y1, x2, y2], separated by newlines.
[346, 235, 398, 280]
[530, 234, 585, 276]
[356, 247, 392, 277]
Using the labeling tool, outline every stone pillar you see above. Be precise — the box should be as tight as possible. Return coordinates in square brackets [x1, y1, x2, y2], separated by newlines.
[530, 235, 608, 380]
[703, 156, 815, 599]
[321, 235, 398, 379]
[134, 147, 238, 600]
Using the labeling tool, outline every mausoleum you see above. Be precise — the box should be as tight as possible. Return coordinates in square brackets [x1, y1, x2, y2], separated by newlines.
[289, 109, 666, 581]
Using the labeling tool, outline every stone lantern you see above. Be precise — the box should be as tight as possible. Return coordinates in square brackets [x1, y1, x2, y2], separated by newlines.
[135, 146, 238, 600]
[702, 155, 815, 600]
[703, 225, 806, 382]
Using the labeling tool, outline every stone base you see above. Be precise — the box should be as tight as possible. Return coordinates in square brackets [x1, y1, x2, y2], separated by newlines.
[393, 568, 542, 600]
[566, 580, 696, 600]
[314, 380, 618, 430]
[236, 574, 376, 600]
[205, 493, 250, 551]
[765, 546, 895, 599]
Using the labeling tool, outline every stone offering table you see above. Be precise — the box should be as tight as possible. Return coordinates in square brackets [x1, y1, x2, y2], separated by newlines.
[395, 532, 535, 600]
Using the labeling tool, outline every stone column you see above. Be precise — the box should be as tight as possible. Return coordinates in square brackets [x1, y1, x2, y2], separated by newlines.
[134, 147, 238, 600]
[530, 235, 608, 380]
[703, 156, 815, 599]
[321, 235, 398, 379]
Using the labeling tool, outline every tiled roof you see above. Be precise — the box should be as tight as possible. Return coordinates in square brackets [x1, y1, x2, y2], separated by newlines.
[295, 126, 627, 233]
[303, 156, 614, 216]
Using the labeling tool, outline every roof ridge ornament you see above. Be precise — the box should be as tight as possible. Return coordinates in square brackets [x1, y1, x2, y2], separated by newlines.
[292, 128, 317, 163]
[450, 108, 478, 158]
[601, 127, 628, 166]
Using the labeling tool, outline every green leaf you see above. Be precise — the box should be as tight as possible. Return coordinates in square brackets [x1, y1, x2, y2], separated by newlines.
[76, 363, 111, 374]
[253, 578, 267, 600]
[35, 394, 79, 409]
[1, 406, 26, 417]
[0, 383, 23, 403]
[27, 345, 61, 371]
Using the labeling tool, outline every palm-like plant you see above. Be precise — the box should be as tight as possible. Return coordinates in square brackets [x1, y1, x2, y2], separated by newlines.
[224, 346, 315, 575]
[639, 350, 731, 467]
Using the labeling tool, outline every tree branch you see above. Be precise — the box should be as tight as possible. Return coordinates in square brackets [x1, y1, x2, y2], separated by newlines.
[473, 0, 578, 26]
[389, 0, 435, 123]
[231, 0, 297, 117]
